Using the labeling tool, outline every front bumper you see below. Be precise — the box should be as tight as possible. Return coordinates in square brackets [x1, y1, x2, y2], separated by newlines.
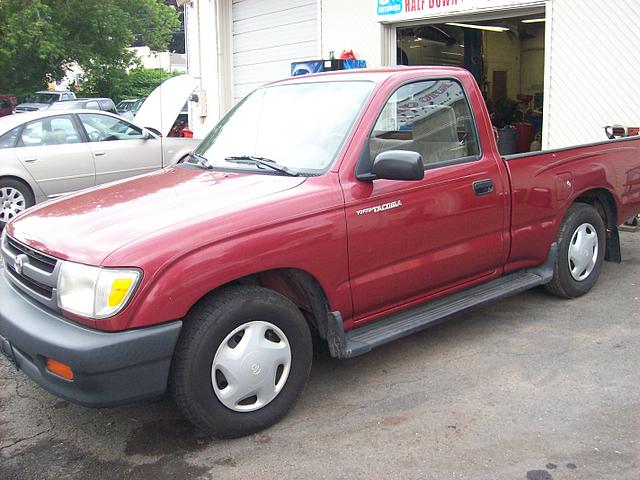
[0, 266, 182, 407]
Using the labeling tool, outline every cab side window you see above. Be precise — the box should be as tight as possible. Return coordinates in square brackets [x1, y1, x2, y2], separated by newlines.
[369, 79, 480, 169]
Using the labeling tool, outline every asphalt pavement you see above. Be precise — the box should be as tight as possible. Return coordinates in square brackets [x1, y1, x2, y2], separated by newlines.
[1, 230, 639, 480]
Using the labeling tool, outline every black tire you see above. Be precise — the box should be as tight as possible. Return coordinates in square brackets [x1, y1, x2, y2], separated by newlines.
[0, 178, 35, 228]
[170, 286, 313, 438]
[545, 203, 606, 298]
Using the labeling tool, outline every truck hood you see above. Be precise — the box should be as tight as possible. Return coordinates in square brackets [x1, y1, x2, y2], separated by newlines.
[7, 167, 306, 265]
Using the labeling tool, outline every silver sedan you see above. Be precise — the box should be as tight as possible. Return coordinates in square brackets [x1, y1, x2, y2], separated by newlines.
[0, 110, 199, 226]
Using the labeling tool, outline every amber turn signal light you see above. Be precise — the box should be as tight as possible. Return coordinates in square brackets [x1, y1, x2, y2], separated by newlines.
[45, 358, 74, 381]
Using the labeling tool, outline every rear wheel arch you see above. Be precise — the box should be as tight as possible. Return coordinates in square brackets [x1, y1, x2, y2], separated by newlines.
[574, 188, 617, 226]
[573, 188, 620, 262]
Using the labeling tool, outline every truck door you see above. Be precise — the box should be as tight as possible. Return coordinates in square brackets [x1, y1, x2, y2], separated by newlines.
[343, 78, 509, 321]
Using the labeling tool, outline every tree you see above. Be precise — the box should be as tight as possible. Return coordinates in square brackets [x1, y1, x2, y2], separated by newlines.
[0, 0, 179, 97]
[80, 67, 179, 103]
[119, 68, 180, 100]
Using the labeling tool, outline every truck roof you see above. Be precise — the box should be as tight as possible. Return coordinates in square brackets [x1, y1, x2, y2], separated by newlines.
[268, 66, 472, 87]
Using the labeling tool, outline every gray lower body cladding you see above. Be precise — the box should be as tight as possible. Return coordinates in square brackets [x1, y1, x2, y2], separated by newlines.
[0, 267, 182, 407]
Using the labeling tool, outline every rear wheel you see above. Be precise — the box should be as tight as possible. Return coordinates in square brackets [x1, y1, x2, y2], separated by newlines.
[0, 179, 34, 228]
[171, 286, 312, 438]
[545, 203, 606, 298]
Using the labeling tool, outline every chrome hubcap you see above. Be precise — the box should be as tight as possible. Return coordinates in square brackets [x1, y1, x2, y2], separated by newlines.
[212, 321, 291, 412]
[0, 187, 26, 223]
[568, 222, 598, 281]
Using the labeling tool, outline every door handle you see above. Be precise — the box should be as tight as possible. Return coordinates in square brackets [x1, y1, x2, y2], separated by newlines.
[23, 156, 37, 163]
[473, 179, 494, 196]
[94, 151, 106, 156]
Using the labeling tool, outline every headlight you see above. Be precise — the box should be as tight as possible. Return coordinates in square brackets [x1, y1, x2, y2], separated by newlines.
[57, 261, 141, 319]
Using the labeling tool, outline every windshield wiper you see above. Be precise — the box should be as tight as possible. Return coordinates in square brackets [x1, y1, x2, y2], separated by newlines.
[188, 152, 213, 169]
[224, 155, 299, 177]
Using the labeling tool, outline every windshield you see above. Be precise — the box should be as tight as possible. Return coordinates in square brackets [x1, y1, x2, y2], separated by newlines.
[117, 100, 138, 111]
[26, 93, 59, 104]
[191, 81, 374, 175]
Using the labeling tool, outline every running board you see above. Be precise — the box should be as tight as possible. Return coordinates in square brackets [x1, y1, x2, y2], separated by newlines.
[327, 243, 557, 359]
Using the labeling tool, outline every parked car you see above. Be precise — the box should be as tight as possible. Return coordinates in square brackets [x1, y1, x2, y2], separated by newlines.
[13, 90, 76, 113]
[2, 67, 639, 439]
[0, 109, 199, 226]
[0, 95, 17, 118]
[48, 98, 117, 114]
[115, 98, 145, 120]
[397, 25, 464, 66]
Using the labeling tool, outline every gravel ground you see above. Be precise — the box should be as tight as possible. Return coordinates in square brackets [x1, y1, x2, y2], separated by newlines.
[1, 230, 639, 480]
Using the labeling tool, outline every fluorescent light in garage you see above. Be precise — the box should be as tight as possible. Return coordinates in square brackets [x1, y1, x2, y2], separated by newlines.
[445, 22, 510, 32]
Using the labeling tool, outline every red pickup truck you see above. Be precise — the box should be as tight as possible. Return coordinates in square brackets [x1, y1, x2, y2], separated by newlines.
[2, 68, 640, 438]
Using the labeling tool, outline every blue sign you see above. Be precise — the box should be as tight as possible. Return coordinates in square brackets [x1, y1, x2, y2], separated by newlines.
[377, 0, 402, 16]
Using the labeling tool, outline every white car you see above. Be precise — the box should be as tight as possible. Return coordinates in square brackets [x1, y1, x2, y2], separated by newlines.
[0, 109, 199, 226]
[397, 26, 464, 67]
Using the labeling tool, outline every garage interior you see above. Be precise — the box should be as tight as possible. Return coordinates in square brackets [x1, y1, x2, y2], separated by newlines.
[396, 11, 545, 154]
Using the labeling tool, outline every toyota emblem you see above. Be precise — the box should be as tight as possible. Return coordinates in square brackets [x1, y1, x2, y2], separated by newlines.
[13, 255, 26, 275]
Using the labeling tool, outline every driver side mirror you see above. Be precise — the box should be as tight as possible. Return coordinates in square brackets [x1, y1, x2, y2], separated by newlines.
[371, 150, 424, 181]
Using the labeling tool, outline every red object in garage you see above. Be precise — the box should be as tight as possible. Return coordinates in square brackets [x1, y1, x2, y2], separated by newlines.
[514, 121, 532, 153]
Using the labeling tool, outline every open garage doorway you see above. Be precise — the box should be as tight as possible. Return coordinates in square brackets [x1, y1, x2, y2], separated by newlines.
[396, 11, 545, 154]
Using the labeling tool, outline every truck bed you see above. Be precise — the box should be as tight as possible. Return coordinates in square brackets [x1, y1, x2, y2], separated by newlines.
[503, 135, 640, 273]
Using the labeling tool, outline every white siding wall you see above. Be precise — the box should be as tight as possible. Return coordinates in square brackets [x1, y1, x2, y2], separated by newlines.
[232, 0, 319, 102]
[185, 0, 222, 139]
[545, 0, 640, 148]
[320, 0, 384, 67]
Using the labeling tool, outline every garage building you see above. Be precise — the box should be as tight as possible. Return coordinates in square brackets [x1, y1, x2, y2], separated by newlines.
[185, 0, 640, 150]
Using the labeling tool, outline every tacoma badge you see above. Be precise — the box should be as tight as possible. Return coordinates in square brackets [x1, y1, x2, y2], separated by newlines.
[356, 200, 403, 216]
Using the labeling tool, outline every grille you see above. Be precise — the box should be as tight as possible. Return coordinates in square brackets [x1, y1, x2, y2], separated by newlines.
[1, 234, 60, 310]
[6, 236, 56, 273]
[5, 266, 53, 298]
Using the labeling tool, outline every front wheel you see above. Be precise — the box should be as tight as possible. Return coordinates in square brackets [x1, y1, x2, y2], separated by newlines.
[170, 286, 312, 438]
[545, 203, 606, 298]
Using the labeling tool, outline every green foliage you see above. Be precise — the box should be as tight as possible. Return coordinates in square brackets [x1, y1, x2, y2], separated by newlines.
[0, 0, 180, 97]
[79, 68, 180, 103]
[120, 68, 181, 100]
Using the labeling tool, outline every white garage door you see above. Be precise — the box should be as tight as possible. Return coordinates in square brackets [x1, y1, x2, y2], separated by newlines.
[232, 0, 319, 103]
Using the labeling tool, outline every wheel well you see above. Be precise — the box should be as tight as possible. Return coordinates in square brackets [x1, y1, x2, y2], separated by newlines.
[200, 269, 331, 340]
[574, 188, 617, 226]
[0, 175, 36, 210]
[574, 188, 621, 262]
[0, 175, 34, 196]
